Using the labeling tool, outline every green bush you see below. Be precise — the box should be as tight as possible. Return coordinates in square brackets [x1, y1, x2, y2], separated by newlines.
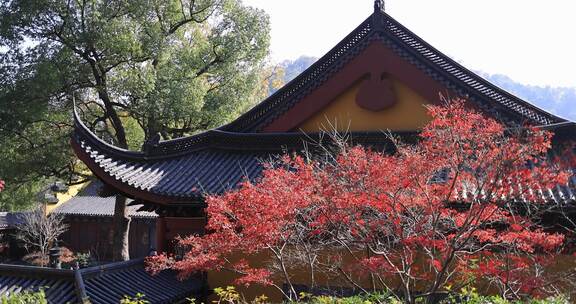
[74, 252, 97, 268]
[303, 294, 397, 304]
[439, 287, 569, 304]
[304, 293, 569, 304]
[204, 285, 570, 304]
[0, 290, 47, 304]
[120, 293, 149, 304]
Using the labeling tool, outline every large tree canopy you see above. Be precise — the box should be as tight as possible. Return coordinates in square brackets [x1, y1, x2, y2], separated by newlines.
[0, 0, 270, 208]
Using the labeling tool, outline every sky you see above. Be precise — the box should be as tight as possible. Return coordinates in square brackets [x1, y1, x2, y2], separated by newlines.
[242, 0, 576, 88]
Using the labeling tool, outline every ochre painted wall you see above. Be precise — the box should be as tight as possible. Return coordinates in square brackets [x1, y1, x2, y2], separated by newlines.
[45, 181, 89, 215]
[297, 78, 432, 133]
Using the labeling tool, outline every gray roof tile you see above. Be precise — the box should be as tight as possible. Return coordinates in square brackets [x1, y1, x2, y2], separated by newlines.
[0, 259, 203, 304]
[53, 181, 157, 218]
[0, 212, 25, 229]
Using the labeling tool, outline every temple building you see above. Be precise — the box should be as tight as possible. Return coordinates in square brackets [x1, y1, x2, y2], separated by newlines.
[72, 1, 576, 257]
[53, 180, 157, 260]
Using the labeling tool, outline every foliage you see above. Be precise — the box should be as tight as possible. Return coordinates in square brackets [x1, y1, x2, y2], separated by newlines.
[0, 0, 271, 142]
[208, 286, 394, 304]
[21, 252, 48, 267]
[15, 207, 68, 267]
[213, 286, 242, 304]
[0, 58, 80, 210]
[0, 0, 271, 259]
[0, 181, 43, 212]
[58, 247, 76, 264]
[147, 101, 574, 303]
[74, 251, 97, 268]
[0, 0, 271, 215]
[205, 286, 268, 304]
[201, 285, 569, 304]
[301, 293, 395, 304]
[0, 289, 47, 304]
[57, 247, 98, 269]
[120, 293, 149, 304]
[23, 247, 96, 268]
[440, 287, 569, 304]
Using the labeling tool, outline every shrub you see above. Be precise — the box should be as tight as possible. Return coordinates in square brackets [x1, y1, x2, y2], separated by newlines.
[120, 293, 149, 304]
[206, 286, 569, 304]
[0, 290, 47, 304]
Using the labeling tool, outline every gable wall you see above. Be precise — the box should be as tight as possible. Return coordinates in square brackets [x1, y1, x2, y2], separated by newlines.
[298, 77, 432, 132]
[262, 42, 452, 133]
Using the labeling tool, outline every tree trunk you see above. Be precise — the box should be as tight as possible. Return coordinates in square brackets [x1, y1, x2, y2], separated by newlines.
[88, 61, 131, 262]
[112, 195, 131, 261]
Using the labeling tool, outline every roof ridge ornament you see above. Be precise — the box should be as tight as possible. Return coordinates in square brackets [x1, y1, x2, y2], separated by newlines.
[372, 0, 386, 30]
[142, 133, 161, 154]
[374, 0, 385, 12]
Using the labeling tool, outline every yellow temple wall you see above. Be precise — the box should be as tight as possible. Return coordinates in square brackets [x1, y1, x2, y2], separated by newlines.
[297, 78, 432, 133]
[45, 181, 88, 215]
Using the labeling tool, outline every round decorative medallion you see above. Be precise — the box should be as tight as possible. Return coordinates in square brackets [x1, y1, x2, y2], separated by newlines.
[356, 72, 397, 111]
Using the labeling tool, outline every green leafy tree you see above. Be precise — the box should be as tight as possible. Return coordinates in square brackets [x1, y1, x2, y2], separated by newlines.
[0, 46, 78, 210]
[0, 0, 270, 260]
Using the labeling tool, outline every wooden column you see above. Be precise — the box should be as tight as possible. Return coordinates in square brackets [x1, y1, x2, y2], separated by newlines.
[155, 216, 166, 253]
[155, 204, 206, 254]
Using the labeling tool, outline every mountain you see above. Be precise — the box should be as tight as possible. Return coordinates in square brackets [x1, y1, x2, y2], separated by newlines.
[280, 56, 318, 83]
[478, 72, 576, 121]
[275, 56, 576, 121]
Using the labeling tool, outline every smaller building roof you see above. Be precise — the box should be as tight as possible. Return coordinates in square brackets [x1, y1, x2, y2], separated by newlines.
[0, 258, 203, 304]
[0, 212, 25, 230]
[52, 181, 157, 219]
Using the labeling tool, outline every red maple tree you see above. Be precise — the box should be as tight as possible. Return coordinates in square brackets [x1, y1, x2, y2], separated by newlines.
[147, 100, 573, 302]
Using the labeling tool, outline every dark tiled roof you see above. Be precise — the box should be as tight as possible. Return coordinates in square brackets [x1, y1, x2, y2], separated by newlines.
[82, 259, 202, 304]
[53, 181, 157, 218]
[451, 176, 576, 205]
[72, 127, 414, 200]
[72, 117, 576, 204]
[0, 265, 77, 303]
[0, 259, 203, 304]
[80, 146, 266, 200]
[0, 212, 25, 229]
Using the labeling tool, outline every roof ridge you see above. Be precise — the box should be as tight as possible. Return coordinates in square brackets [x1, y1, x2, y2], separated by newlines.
[73, 105, 146, 160]
[79, 258, 145, 277]
[219, 16, 374, 132]
[376, 11, 567, 125]
[74, 268, 89, 303]
[75, 129, 418, 160]
[0, 263, 75, 278]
